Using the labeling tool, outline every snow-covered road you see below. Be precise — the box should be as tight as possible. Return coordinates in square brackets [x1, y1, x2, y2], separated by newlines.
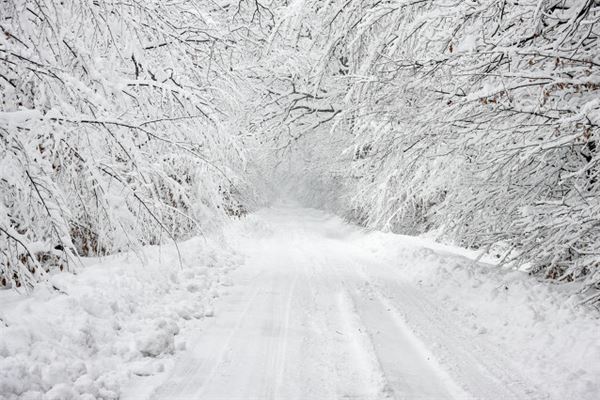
[124, 206, 549, 400]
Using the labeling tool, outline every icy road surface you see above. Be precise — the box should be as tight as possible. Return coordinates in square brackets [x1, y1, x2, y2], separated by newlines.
[125, 206, 547, 400]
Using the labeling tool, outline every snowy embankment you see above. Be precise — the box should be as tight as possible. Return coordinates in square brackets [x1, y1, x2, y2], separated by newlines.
[0, 231, 243, 400]
[357, 229, 600, 399]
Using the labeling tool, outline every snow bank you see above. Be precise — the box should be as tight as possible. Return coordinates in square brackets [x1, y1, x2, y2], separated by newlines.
[359, 231, 600, 400]
[0, 234, 243, 400]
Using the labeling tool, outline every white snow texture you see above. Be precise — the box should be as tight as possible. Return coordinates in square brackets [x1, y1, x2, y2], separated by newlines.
[2, 206, 599, 400]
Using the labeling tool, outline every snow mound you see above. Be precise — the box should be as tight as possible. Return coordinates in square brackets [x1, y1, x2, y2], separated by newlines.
[0, 236, 242, 400]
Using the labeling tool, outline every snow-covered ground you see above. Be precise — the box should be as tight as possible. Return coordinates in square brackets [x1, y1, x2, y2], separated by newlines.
[0, 235, 242, 399]
[2, 205, 599, 399]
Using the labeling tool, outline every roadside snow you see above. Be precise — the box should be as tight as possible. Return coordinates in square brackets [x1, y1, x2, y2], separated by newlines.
[0, 234, 242, 400]
[359, 230, 600, 400]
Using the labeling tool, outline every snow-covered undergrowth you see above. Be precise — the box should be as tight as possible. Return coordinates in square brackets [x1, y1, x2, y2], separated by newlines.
[0, 0, 256, 290]
[360, 231, 600, 400]
[0, 231, 243, 400]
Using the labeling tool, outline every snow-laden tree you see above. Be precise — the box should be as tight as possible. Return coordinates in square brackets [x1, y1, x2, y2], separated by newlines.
[257, 0, 600, 295]
[0, 0, 260, 289]
[3, 0, 598, 296]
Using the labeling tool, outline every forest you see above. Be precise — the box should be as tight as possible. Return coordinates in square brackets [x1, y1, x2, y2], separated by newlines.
[2, 0, 598, 297]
